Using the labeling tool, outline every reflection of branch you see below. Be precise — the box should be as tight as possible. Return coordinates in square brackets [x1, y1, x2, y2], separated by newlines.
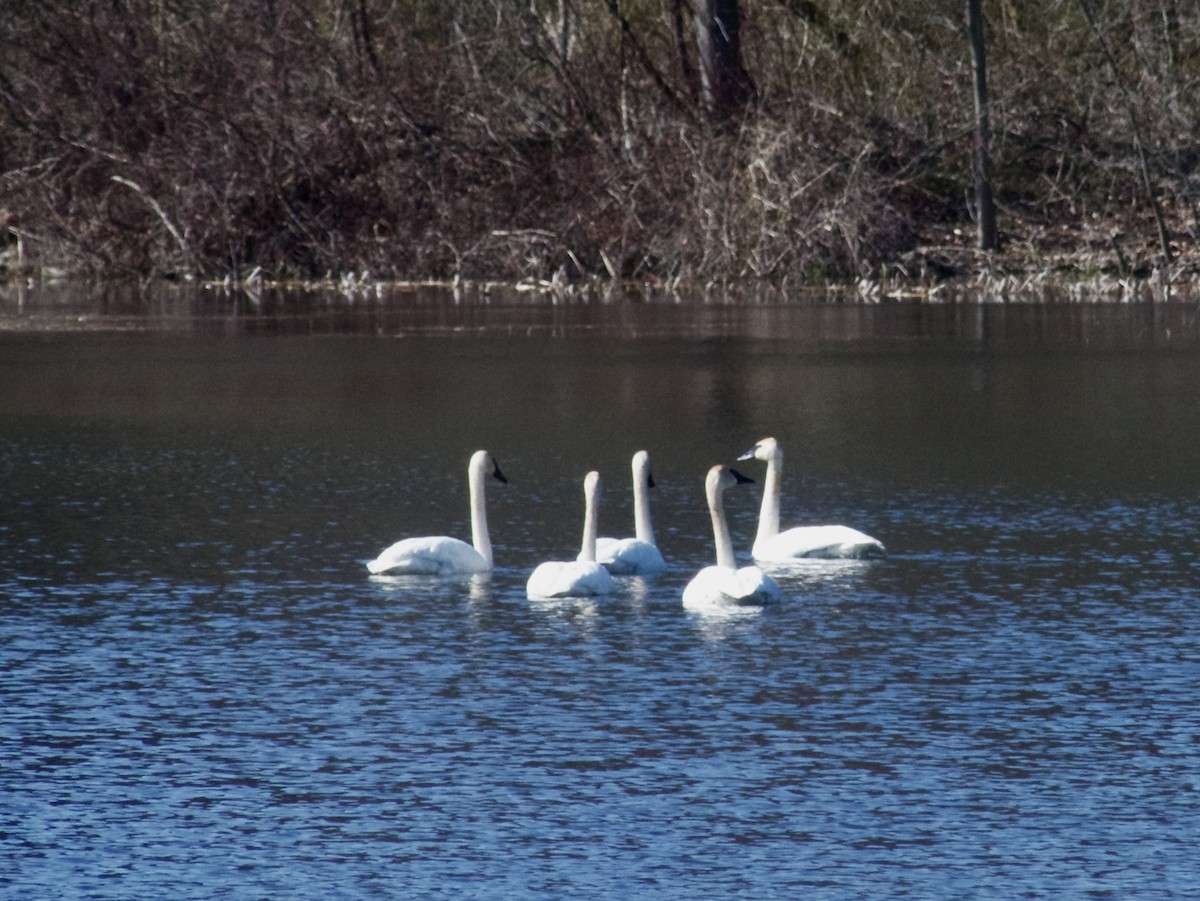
[110, 175, 192, 266]
[1075, 0, 1171, 270]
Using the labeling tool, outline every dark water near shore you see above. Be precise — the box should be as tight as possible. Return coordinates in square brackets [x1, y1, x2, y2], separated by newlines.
[2, 286, 1199, 898]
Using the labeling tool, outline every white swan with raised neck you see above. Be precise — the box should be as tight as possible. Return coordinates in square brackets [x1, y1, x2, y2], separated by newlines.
[528, 471, 618, 599]
[739, 437, 885, 561]
[682, 465, 781, 612]
[594, 450, 667, 575]
[366, 450, 506, 575]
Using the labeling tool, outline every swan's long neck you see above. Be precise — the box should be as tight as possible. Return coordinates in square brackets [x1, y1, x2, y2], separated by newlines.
[579, 472, 601, 562]
[632, 455, 655, 545]
[467, 457, 493, 567]
[708, 477, 736, 570]
[755, 449, 783, 547]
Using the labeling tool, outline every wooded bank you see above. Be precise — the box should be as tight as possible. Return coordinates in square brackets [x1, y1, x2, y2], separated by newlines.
[2, 2, 1199, 289]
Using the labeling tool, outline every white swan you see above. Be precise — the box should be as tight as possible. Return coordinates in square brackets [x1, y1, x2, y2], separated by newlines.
[594, 450, 667, 575]
[682, 465, 781, 612]
[527, 471, 618, 599]
[738, 437, 885, 560]
[366, 450, 506, 575]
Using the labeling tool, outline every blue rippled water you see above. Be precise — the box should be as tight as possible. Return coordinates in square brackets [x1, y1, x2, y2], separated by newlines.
[2, 304, 1200, 898]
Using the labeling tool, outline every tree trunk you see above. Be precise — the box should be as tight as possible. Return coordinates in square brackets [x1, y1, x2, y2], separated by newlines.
[966, 0, 997, 252]
[693, 0, 756, 119]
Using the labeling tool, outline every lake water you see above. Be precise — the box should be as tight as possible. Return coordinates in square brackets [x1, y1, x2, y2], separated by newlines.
[2, 285, 1200, 898]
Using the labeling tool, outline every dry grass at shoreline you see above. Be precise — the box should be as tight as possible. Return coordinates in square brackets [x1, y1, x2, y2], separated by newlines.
[3, 3, 1200, 291]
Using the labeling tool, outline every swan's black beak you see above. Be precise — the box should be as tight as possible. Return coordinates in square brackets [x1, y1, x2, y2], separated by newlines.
[737, 447, 757, 461]
[648, 471, 656, 489]
[729, 467, 755, 484]
[492, 461, 508, 483]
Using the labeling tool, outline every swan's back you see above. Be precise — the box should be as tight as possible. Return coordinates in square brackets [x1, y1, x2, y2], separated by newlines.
[367, 535, 489, 575]
[595, 537, 667, 575]
[754, 524, 885, 561]
[527, 560, 616, 599]
[682, 564, 780, 611]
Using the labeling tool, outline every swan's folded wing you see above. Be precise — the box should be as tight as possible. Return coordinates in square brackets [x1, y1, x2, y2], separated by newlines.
[367, 535, 487, 575]
[683, 565, 779, 610]
[729, 565, 781, 603]
[528, 560, 616, 598]
[575, 561, 617, 596]
[755, 524, 885, 561]
[594, 537, 667, 575]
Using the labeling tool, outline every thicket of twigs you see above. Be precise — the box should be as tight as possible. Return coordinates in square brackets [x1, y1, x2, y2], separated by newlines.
[2, 1, 1199, 286]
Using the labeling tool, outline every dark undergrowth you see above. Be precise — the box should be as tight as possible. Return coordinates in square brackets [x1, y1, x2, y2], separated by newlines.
[2, 1, 1200, 289]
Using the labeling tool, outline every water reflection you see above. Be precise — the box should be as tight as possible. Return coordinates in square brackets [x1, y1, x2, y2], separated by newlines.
[368, 571, 493, 604]
[686, 603, 767, 643]
[526, 595, 600, 622]
[3, 280, 1200, 346]
[4, 290, 1200, 899]
[613, 575, 654, 609]
[763, 556, 877, 574]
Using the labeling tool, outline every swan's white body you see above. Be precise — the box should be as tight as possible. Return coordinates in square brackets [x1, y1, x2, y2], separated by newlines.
[682, 466, 781, 612]
[366, 450, 506, 575]
[739, 437, 885, 561]
[528, 471, 617, 599]
[594, 450, 667, 575]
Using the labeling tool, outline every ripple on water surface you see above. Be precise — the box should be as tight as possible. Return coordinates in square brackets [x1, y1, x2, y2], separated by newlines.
[4, 516, 1200, 900]
[3, 326, 1200, 897]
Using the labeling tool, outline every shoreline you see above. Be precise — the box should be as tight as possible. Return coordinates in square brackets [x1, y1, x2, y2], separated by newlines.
[5, 216, 1199, 305]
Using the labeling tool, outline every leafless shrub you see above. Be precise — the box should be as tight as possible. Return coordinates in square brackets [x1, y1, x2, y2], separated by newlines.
[2, 0, 1199, 284]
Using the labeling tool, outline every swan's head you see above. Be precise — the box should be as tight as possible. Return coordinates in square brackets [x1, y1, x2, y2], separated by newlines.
[706, 464, 754, 498]
[738, 437, 778, 463]
[633, 450, 655, 488]
[584, 469, 602, 498]
[471, 449, 508, 483]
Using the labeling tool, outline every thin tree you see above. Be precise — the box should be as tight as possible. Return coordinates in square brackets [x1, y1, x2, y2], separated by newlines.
[693, 0, 756, 119]
[966, 0, 996, 251]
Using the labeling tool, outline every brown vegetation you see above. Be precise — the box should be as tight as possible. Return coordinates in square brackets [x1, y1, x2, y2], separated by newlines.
[2, 1, 1199, 290]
